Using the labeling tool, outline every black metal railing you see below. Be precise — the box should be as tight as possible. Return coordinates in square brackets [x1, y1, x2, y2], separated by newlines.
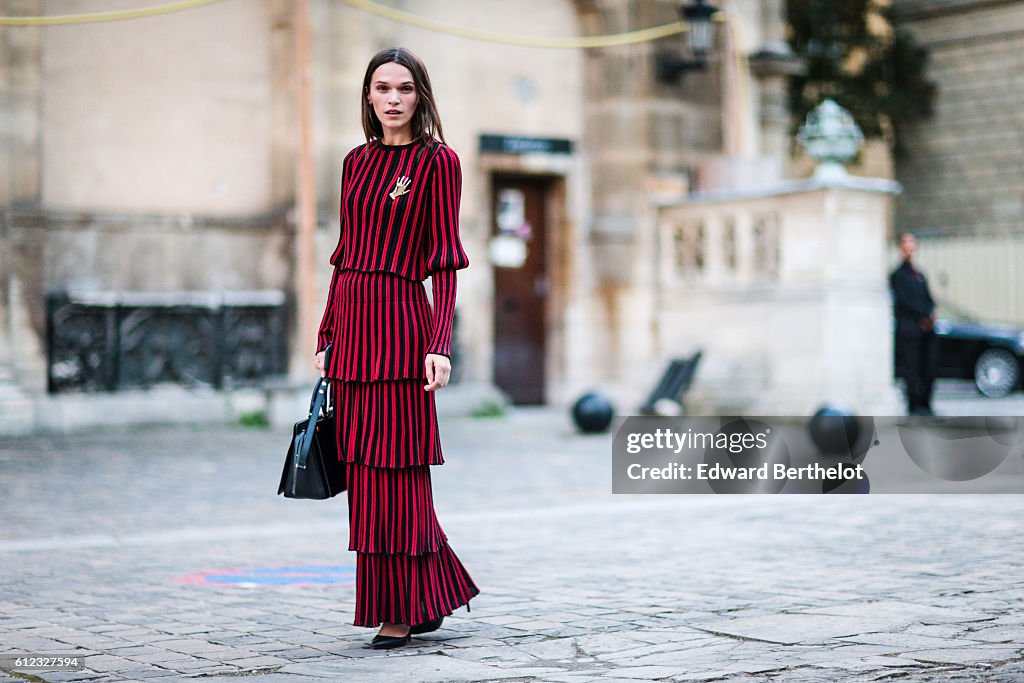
[46, 290, 288, 393]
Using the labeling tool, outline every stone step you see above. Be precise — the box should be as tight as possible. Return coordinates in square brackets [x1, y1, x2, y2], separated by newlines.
[0, 380, 34, 436]
[0, 381, 510, 436]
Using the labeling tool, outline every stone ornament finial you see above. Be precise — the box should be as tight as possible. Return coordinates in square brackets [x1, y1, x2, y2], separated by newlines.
[797, 99, 865, 181]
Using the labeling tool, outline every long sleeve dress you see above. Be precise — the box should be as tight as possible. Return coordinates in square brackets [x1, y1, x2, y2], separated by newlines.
[316, 139, 479, 627]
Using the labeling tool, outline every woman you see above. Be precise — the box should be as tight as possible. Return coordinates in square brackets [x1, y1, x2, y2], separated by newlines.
[314, 47, 479, 649]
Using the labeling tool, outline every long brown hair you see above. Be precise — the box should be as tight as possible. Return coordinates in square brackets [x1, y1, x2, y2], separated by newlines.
[361, 47, 445, 147]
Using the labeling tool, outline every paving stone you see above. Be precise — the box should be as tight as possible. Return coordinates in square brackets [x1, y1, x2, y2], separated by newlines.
[513, 637, 578, 661]
[282, 654, 562, 681]
[905, 622, 975, 638]
[959, 624, 1024, 643]
[441, 636, 508, 649]
[685, 661, 794, 678]
[602, 665, 691, 679]
[211, 676, 322, 683]
[108, 667, 182, 679]
[596, 641, 708, 665]
[442, 644, 537, 665]
[904, 646, 1022, 665]
[116, 651, 198, 666]
[531, 673, 614, 683]
[624, 629, 720, 645]
[163, 660, 241, 675]
[837, 631, 986, 650]
[221, 654, 292, 669]
[817, 654, 931, 671]
[242, 640, 303, 653]
[693, 613, 914, 645]
[10, 672, 105, 682]
[576, 633, 655, 656]
[254, 647, 334, 661]
[794, 600, 993, 625]
[103, 644, 170, 658]
[632, 643, 787, 670]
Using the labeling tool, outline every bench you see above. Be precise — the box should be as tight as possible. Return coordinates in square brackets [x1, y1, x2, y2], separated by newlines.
[639, 351, 703, 415]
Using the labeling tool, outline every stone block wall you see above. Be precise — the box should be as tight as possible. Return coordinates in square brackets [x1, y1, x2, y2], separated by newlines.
[893, 0, 1024, 238]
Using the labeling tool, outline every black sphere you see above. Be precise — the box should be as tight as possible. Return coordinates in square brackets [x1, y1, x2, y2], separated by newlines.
[572, 392, 614, 433]
[808, 404, 861, 456]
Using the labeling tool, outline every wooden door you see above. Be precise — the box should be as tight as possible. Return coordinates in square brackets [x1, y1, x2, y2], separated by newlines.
[492, 176, 549, 404]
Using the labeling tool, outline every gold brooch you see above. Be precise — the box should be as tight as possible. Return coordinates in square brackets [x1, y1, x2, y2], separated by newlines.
[389, 176, 411, 200]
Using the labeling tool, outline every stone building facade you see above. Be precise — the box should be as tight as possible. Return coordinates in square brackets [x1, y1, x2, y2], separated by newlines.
[1, 0, 801, 429]
[892, 0, 1024, 239]
[891, 0, 1024, 325]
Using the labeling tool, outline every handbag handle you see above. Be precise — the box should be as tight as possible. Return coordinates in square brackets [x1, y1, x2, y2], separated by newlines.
[306, 342, 333, 416]
[296, 343, 333, 470]
[296, 377, 329, 470]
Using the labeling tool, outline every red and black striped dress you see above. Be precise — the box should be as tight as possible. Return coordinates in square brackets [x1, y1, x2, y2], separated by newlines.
[316, 139, 479, 628]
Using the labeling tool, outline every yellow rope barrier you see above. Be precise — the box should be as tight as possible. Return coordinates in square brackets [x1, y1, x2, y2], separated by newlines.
[340, 0, 688, 49]
[0, 0, 720, 54]
[0, 0, 227, 26]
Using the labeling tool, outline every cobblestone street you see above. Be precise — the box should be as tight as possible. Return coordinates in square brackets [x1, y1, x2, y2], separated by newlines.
[2, 384, 1023, 682]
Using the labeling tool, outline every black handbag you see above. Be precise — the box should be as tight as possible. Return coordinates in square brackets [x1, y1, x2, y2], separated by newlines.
[278, 360, 346, 499]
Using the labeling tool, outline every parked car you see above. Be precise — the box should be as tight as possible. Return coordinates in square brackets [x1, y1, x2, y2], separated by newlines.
[895, 304, 1024, 397]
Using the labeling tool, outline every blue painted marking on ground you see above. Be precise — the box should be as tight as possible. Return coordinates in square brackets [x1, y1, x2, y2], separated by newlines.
[183, 564, 356, 586]
[205, 574, 350, 585]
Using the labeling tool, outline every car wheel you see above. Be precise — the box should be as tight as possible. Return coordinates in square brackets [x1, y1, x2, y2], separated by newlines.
[974, 348, 1020, 398]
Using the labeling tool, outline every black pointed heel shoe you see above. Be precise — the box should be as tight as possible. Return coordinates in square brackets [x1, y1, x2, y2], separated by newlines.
[410, 615, 444, 635]
[369, 632, 411, 649]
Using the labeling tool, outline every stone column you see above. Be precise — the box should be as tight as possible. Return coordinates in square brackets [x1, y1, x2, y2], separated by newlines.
[756, 180, 905, 415]
[579, 0, 727, 405]
[268, 0, 310, 379]
[583, 8, 655, 390]
[0, 0, 43, 433]
[748, 0, 804, 175]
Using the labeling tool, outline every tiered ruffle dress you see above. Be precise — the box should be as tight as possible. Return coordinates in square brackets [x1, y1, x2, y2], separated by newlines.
[316, 139, 479, 628]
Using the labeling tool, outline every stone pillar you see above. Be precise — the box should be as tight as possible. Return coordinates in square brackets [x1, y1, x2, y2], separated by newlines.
[755, 0, 793, 164]
[269, 0, 313, 379]
[580, 0, 727, 404]
[752, 181, 905, 414]
[0, 0, 43, 432]
[583, 8, 655, 390]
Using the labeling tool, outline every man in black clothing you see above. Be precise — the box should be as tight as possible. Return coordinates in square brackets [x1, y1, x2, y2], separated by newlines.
[890, 232, 938, 415]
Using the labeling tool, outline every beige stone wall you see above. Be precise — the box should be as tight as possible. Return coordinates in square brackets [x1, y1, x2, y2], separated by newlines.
[893, 0, 1024, 237]
[3, 0, 294, 392]
[1, 0, 43, 391]
[0, 0, 42, 206]
[41, 0, 274, 214]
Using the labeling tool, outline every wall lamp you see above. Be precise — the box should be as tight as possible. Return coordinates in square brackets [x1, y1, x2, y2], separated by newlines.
[655, 0, 719, 83]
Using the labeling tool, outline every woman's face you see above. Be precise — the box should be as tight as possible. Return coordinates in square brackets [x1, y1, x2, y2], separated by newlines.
[367, 62, 419, 142]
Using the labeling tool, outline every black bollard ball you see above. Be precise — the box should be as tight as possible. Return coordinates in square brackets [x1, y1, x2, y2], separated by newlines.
[572, 392, 614, 433]
[808, 403, 861, 456]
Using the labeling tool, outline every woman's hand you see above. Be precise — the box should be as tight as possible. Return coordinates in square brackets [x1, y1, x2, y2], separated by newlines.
[424, 353, 451, 392]
[315, 350, 326, 377]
